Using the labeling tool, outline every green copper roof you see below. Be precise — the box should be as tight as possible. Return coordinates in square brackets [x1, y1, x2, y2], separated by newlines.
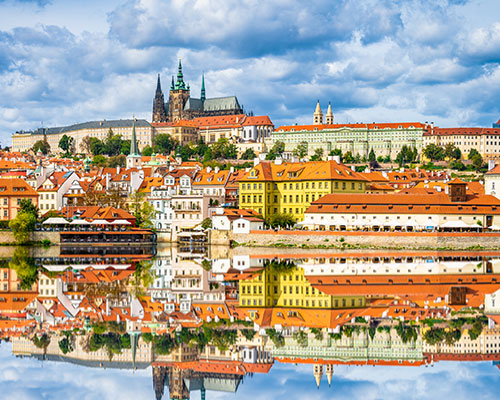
[201, 74, 206, 102]
[175, 58, 187, 90]
[128, 119, 140, 157]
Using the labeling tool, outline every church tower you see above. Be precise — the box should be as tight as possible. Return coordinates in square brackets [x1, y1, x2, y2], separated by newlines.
[325, 364, 334, 387]
[325, 102, 334, 124]
[152, 74, 167, 123]
[127, 119, 141, 169]
[313, 101, 323, 125]
[313, 364, 323, 388]
[201, 74, 206, 102]
[168, 58, 191, 122]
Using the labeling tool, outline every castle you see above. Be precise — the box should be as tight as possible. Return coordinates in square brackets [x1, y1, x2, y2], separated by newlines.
[152, 59, 244, 123]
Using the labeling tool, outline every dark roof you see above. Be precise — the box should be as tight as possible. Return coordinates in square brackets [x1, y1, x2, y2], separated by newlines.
[18, 119, 152, 136]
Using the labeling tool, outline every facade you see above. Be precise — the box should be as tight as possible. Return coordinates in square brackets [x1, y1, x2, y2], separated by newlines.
[0, 178, 38, 220]
[152, 60, 243, 123]
[271, 104, 426, 159]
[12, 119, 153, 154]
[239, 159, 368, 220]
[423, 126, 500, 161]
[152, 119, 199, 146]
[484, 163, 500, 199]
[302, 179, 500, 230]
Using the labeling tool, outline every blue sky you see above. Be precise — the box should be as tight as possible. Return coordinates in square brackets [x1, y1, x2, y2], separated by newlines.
[2, 0, 500, 146]
[1, 342, 499, 400]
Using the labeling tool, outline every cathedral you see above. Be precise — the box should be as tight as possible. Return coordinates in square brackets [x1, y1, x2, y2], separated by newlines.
[152, 60, 243, 123]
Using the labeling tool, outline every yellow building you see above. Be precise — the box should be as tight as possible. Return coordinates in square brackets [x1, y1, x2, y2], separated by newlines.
[239, 264, 365, 309]
[239, 159, 368, 220]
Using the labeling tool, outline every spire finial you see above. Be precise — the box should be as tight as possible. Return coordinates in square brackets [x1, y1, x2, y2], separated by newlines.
[201, 73, 206, 102]
[156, 74, 161, 92]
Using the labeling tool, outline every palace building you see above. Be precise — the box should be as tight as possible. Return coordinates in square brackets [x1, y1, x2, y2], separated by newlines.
[152, 59, 243, 123]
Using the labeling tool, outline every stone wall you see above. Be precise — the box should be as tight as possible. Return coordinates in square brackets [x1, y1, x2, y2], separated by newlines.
[229, 230, 500, 250]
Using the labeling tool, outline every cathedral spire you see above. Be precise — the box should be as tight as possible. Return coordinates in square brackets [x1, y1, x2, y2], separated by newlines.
[156, 74, 162, 93]
[175, 58, 186, 90]
[129, 118, 140, 157]
[201, 74, 206, 102]
[171, 76, 174, 91]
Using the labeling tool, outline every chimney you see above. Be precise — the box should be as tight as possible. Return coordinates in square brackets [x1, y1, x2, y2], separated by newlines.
[230, 166, 234, 173]
[117, 166, 120, 175]
[332, 155, 341, 163]
[206, 166, 212, 173]
[488, 159, 496, 171]
[351, 165, 356, 172]
[274, 158, 283, 165]
[253, 157, 260, 167]
[214, 166, 220, 174]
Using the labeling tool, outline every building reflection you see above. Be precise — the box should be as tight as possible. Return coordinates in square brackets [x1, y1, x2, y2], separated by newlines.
[2, 247, 500, 397]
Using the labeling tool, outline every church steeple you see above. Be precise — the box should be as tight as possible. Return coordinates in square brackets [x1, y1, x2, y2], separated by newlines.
[171, 75, 175, 90]
[313, 100, 323, 125]
[175, 58, 186, 90]
[201, 74, 206, 102]
[156, 74, 162, 93]
[325, 102, 334, 124]
[127, 118, 141, 169]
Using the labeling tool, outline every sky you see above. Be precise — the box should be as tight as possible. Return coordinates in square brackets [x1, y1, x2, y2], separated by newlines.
[1, 342, 500, 400]
[2, 0, 500, 146]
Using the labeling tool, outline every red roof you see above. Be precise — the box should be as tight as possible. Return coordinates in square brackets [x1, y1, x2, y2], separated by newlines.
[276, 122, 426, 132]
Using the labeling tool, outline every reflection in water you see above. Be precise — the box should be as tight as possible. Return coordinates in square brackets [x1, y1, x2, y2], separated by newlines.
[1, 245, 500, 398]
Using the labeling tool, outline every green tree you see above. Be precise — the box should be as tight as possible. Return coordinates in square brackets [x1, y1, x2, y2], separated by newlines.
[469, 148, 480, 159]
[153, 134, 177, 154]
[368, 148, 376, 162]
[90, 138, 106, 155]
[423, 144, 445, 161]
[241, 148, 256, 160]
[444, 143, 461, 160]
[471, 153, 484, 170]
[396, 145, 418, 166]
[107, 155, 126, 168]
[343, 151, 354, 163]
[211, 138, 237, 159]
[266, 141, 285, 160]
[201, 218, 212, 229]
[129, 191, 156, 229]
[32, 140, 50, 155]
[9, 247, 38, 289]
[92, 155, 107, 167]
[310, 147, 324, 161]
[58, 134, 74, 154]
[292, 141, 308, 159]
[33, 333, 51, 352]
[19, 199, 38, 219]
[142, 146, 154, 157]
[58, 336, 74, 354]
[329, 148, 342, 160]
[266, 212, 296, 228]
[9, 212, 37, 243]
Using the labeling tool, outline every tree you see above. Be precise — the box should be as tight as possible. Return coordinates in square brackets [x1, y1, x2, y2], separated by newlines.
[153, 134, 177, 154]
[310, 147, 324, 161]
[444, 143, 461, 160]
[58, 336, 74, 354]
[142, 146, 154, 157]
[329, 148, 342, 159]
[396, 145, 418, 166]
[266, 213, 296, 228]
[80, 135, 92, 154]
[32, 140, 50, 155]
[201, 218, 212, 229]
[9, 212, 37, 243]
[92, 155, 107, 167]
[19, 199, 38, 219]
[343, 151, 354, 163]
[471, 153, 484, 170]
[469, 148, 480, 159]
[58, 134, 74, 154]
[107, 155, 126, 168]
[90, 137, 106, 155]
[266, 141, 285, 160]
[292, 142, 308, 159]
[423, 144, 444, 161]
[129, 191, 156, 229]
[9, 247, 38, 289]
[241, 148, 256, 160]
[33, 333, 51, 352]
[211, 138, 237, 159]
[369, 148, 376, 162]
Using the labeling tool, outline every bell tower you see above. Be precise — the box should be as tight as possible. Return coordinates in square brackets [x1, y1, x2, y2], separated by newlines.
[168, 58, 191, 122]
[152, 74, 167, 123]
[313, 101, 323, 125]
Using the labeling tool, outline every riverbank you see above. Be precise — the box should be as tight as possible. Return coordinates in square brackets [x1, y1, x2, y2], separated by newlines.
[210, 229, 500, 250]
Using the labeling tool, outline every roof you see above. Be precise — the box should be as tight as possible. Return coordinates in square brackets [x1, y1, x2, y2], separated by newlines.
[240, 160, 368, 182]
[425, 127, 500, 136]
[486, 164, 500, 175]
[305, 191, 500, 215]
[275, 122, 426, 133]
[14, 119, 152, 136]
[195, 114, 246, 129]
[0, 178, 38, 197]
[203, 96, 241, 112]
[241, 115, 273, 127]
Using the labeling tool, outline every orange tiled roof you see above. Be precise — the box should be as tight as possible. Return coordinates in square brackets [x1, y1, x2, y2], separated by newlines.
[0, 178, 38, 196]
[276, 122, 426, 132]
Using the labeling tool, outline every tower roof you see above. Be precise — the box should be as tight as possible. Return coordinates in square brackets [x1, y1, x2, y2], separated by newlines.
[326, 102, 333, 117]
[175, 58, 187, 90]
[314, 100, 323, 115]
[201, 74, 206, 102]
[128, 119, 140, 157]
[156, 74, 162, 93]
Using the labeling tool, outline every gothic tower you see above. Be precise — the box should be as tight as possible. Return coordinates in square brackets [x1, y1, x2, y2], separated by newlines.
[313, 101, 323, 125]
[325, 364, 334, 387]
[168, 58, 191, 122]
[325, 102, 334, 124]
[313, 364, 323, 388]
[152, 74, 167, 123]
